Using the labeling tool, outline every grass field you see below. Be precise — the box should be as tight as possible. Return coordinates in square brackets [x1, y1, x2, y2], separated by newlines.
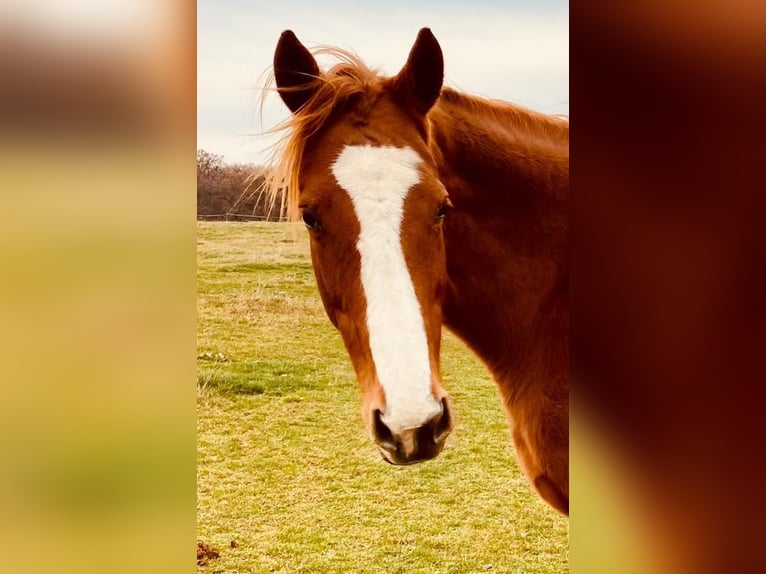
[197, 222, 568, 573]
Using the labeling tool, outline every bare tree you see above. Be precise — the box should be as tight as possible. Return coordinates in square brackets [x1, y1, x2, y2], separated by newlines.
[197, 150, 282, 220]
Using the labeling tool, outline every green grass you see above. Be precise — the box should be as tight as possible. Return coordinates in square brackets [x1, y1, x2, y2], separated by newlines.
[197, 222, 568, 573]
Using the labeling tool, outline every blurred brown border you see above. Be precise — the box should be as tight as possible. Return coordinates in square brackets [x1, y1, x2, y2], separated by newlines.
[0, 2, 195, 145]
[573, 1, 766, 572]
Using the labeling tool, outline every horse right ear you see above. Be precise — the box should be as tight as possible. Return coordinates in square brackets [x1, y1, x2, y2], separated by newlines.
[391, 28, 444, 117]
[274, 30, 320, 114]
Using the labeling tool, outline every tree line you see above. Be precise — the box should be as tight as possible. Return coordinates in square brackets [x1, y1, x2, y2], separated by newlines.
[197, 149, 285, 221]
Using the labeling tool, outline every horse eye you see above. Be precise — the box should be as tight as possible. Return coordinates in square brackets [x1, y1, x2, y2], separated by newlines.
[435, 202, 449, 222]
[302, 210, 322, 231]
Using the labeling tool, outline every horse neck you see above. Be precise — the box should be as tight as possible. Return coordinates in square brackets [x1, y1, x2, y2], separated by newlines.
[427, 90, 569, 382]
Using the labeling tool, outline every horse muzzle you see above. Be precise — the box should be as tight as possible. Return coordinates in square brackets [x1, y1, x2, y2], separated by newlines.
[372, 397, 453, 465]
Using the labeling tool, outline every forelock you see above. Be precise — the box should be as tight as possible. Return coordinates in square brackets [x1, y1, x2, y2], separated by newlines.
[260, 47, 385, 221]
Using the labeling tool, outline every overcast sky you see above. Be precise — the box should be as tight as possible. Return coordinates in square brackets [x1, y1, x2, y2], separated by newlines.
[198, 0, 568, 165]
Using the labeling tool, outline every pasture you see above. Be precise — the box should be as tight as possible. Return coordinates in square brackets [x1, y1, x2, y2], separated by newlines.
[197, 222, 568, 573]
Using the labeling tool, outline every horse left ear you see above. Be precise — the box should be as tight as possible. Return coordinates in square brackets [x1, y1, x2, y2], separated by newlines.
[391, 28, 444, 117]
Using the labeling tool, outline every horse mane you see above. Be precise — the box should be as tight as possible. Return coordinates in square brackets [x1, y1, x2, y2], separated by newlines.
[437, 88, 569, 141]
[260, 47, 384, 221]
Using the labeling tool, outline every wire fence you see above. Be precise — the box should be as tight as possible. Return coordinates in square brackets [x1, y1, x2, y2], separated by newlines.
[197, 213, 287, 222]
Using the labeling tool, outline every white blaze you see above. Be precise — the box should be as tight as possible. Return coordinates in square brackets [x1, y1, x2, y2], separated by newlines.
[331, 144, 441, 432]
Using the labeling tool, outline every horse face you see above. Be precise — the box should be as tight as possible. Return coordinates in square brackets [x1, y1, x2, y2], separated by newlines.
[300, 136, 452, 464]
[274, 29, 453, 464]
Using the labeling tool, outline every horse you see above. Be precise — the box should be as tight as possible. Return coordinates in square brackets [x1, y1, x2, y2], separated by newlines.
[266, 28, 569, 515]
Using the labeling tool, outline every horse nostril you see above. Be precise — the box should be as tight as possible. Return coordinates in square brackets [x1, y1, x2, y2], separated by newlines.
[432, 397, 453, 444]
[373, 408, 396, 450]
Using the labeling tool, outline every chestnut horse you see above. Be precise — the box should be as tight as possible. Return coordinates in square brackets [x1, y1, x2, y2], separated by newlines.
[268, 29, 568, 515]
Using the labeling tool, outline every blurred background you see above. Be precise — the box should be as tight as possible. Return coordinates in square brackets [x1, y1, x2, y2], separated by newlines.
[0, 1, 194, 572]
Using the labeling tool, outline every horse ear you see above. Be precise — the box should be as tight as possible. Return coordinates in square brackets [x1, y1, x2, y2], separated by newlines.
[391, 28, 444, 117]
[274, 30, 320, 114]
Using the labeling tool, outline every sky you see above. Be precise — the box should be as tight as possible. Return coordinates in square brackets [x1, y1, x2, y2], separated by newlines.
[198, 0, 569, 165]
